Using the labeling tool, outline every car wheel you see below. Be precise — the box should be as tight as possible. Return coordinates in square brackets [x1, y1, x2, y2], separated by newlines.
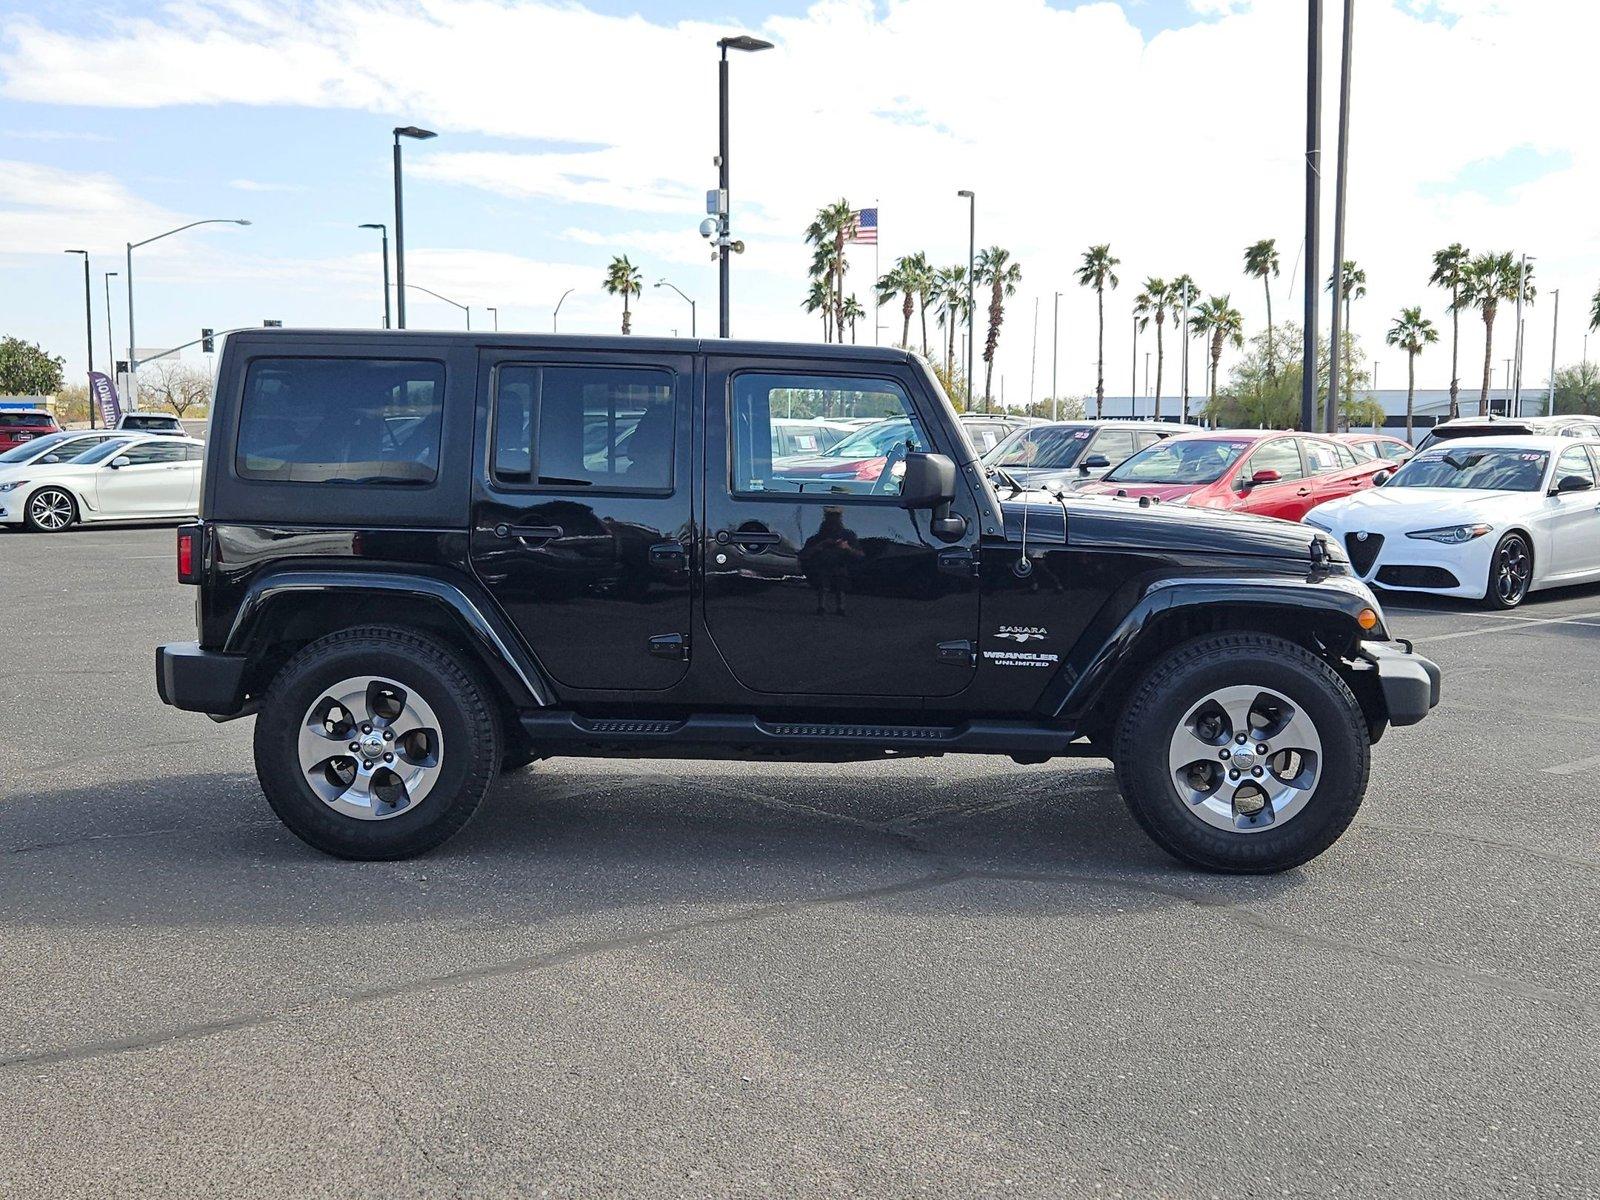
[1484, 533, 1532, 610]
[1113, 632, 1370, 873]
[253, 626, 501, 860]
[23, 487, 76, 532]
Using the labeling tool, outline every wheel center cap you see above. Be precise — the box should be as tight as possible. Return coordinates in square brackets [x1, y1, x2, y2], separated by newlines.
[358, 732, 386, 760]
[1232, 747, 1257, 769]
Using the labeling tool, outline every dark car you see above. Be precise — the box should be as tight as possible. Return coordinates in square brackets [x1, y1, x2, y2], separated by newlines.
[156, 330, 1439, 874]
[0, 409, 62, 452]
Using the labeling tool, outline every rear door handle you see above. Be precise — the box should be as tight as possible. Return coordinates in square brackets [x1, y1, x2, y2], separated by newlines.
[1296, 488, 1312, 496]
[717, 527, 781, 550]
[494, 523, 564, 544]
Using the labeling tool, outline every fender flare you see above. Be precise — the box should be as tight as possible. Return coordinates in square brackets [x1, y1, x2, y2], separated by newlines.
[224, 568, 554, 707]
[1043, 574, 1381, 726]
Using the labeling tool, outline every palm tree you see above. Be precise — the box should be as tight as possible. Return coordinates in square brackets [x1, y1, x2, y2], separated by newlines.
[1243, 239, 1281, 375]
[1190, 295, 1244, 407]
[1462, 252, 1534, 415]
[907, 252, 939, 358]
[841, 295, 865, 344]
[1429, 244, 1471, 419]
[1169, 274, 1200, 421]
[975, 246, 1022, 409]
[1326, 260, 1367, 410]
[934, 265, 968, 379]
[805, 199, 854, 342]
[1589, 282, 1600, 333]
[876, 257, 920, 350]
[1075, 244, 1119, 418]
[1132, 277, 1170, 419]
[1385, 307, 1439, 442]
[803, 276, 833, 341]
[603, 254, 643, 334]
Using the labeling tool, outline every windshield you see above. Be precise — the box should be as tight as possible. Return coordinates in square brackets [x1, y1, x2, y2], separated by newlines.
[991, 426, 1092, 469]
[1390, 447, 1549, 492]
[1104, 438, 1248, 485]
[0, 412, 53, 427]
[0, 432, 71, 463]
[827, 418, 917, 458]
[75, 439, 136, 465]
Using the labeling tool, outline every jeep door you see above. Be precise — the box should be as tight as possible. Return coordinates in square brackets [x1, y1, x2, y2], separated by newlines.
[701, 356, 981, 697]
[469, 349, 695, 691]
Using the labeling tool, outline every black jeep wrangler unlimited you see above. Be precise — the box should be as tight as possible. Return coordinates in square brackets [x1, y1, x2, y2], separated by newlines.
[156, 330, 1440, 871]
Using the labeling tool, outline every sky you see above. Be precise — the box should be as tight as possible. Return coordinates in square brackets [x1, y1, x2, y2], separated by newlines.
[2, 0, 1597, 405]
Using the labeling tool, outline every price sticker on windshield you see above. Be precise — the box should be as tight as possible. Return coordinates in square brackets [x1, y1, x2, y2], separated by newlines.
[1072, 430, 1091, 439]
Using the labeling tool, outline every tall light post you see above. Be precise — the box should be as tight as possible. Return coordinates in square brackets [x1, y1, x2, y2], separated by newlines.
[487, 306, 499, 331]
[358, 223, 391, 329]
[1324, 0, 1354, 434]
[1511, 252, 1533, 416]
[63, 250, 94, 426]
[404, 283, 470, 329]
[1131, 312, 1139, 417]
[1302, 0, 1323, 432]
[392, 125, 437, 330]
[1051, 290, 1061, 421]
[655, 279, 697, 336]
[957, 190, 975, 410]
[553, 287, 575, 332]
[103, 271, 118, 391]
[126, 218, 250, 406]
[1547, 288, 1560, 417]
[716, 34, 773, 338]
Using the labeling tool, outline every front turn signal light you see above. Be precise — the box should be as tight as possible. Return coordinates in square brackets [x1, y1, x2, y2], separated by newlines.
[1357, 607, 1380, 631]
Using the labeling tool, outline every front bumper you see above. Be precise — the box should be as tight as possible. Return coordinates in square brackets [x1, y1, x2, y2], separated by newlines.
[156, 642, 249, 717]
[1358, 638, 1442, 727]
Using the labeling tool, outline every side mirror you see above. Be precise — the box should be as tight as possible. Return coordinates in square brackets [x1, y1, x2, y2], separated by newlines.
[1373, 469, 1394, 486]
[1079, 453, 1111, 473]
[109, 455, 132, 469]
[899, 451, 965, 541]
[1244, 468, 1281, 488]
[41, 455, 62, 464]
[1553, 474, 1594, 495]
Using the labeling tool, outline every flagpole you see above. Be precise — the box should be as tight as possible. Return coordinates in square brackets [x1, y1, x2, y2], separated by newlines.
[873, 197, 880, 346]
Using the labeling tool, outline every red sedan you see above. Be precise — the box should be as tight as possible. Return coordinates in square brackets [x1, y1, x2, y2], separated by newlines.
[0, 409, 62, 453]
[1076, 429, 1391, 521]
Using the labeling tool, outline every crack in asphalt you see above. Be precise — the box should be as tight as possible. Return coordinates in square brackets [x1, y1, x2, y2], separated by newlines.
[349, 1066, 470, 1196]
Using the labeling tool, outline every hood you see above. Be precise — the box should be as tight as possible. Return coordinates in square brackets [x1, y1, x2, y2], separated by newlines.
[999, 492, 1334, 562]
[1076, 480, 1202, 502]
[1308, 487, 1524, 533]
[1002, 465, 1101, 492]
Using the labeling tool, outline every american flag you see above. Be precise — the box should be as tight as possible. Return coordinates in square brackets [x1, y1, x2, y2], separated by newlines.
[846, 207, 878, 244]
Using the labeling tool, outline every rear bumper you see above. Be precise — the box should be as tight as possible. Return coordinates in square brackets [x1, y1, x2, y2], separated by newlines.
[1358, 638, 1442, 727]
[156, 641, 249, 717]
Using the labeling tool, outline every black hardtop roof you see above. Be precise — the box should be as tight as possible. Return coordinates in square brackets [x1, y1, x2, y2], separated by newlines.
[223, 327, 919, 365]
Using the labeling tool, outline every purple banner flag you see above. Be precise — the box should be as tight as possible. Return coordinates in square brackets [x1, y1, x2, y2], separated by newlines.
[88, 371, 122, 428]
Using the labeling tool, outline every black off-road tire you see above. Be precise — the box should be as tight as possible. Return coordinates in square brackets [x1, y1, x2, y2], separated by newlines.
[253, 625, 502, 860]
[1112, 632, 1370, 873]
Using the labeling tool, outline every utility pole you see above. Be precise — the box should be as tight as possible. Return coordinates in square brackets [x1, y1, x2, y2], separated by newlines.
[1301, 0, 1323, 433]
[1547, 288, 1560, 417]
[1325, 0, 1354, 434]
[1051, 290, 1061, 421]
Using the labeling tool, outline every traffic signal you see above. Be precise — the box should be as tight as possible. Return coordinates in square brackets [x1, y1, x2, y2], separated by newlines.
[201, 328, 214, 353]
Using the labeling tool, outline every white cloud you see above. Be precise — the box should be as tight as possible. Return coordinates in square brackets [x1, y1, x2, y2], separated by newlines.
[228, 178, 307, 193]
[4, 0, 1598, 395]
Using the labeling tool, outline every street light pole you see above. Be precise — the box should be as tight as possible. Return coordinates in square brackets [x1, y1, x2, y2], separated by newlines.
[359, 223, 391, 329]
[1302, 0, 1323, 433]
[957, 190, 975, 410]
[553, 288, 575, 332]
[1051, 290, 1061, 421]
[1547, 288, 1560, 417]
[487, 306, 499, 331]
[103, 271, 118, 394]
[1511, 252, 1532, 416]
[1131, 313, 1139, 417]
[655, 279, 697, 336]
[126, 218, 251, 408]
[63, 250, 94, 426]
[392, 126, 437, 330]
[403, 284, 470, 329]
[1325, 0, 1354, 434]
[716, 35, 773, 339]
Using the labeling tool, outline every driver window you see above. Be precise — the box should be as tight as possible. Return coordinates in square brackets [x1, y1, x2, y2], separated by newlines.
[1556, 446, 1596, 488]
[731, 373, 925, 497]
[1244, 439, 1305, 482]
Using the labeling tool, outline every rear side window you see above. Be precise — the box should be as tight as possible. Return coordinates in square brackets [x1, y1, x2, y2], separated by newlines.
[236, 357, 444, 485]
[492, 365, 674, 491]
[123, 441, 187, 465]
[1091, 428, 1138, 464]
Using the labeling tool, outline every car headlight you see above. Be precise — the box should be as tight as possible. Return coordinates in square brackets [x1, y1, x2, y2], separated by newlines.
[1405, 523, 1493, 544]
[1303, 516, 1332, 532]
[0, 479, 29, 493]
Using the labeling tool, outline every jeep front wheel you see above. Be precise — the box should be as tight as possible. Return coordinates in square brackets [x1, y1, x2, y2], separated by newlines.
[1113, 633, 1369, 873]
[253, 626, 501, 860]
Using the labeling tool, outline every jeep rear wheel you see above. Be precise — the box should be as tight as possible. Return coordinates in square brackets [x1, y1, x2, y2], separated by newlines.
[1113, 632, 1369, 873]
[253, 626, 501, 860]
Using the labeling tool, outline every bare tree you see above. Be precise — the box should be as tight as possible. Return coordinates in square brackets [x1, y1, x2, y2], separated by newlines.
[137, 359, 212, 418]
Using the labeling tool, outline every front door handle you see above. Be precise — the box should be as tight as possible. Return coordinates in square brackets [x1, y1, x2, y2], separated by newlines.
[1296, 487, 1313, 496]
[496, 524, 564, 544]
[718, 527, 781, 550]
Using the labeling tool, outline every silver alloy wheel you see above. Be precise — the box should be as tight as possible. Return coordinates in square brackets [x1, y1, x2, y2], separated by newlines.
[1494, 536, 1531, 605]
[297, 675, 444, 821]
[28, 489, 73, 530]
[1166, 684, 1323, 834]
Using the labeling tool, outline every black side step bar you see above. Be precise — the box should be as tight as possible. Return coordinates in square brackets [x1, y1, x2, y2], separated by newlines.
[518, 711, 1086, 761]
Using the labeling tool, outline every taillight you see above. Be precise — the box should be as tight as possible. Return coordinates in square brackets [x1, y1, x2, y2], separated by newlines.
[176, 523, 203, 584]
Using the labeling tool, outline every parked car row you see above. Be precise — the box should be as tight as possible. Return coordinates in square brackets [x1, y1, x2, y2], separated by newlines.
[0, 431, 204, 531]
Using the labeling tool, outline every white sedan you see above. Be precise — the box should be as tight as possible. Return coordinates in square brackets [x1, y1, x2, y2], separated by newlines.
[0, 434, 204, 532]
[1304, 436, 1600, 609]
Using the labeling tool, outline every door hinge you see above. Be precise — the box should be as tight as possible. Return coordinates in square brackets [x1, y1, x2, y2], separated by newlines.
[648, 633, 689, 660]
[937, 548, 979, 578]
[936, 639, 976, 668]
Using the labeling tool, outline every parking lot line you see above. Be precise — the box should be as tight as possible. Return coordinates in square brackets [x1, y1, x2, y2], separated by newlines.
[1543, 753, 1600, 777]
[1412, 610, 1600, 644]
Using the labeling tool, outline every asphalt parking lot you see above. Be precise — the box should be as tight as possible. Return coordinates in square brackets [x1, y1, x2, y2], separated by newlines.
[2, 526, 1596, 1199]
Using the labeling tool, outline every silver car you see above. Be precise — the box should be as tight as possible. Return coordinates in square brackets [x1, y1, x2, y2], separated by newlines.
[984, 419, 1199, 492]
